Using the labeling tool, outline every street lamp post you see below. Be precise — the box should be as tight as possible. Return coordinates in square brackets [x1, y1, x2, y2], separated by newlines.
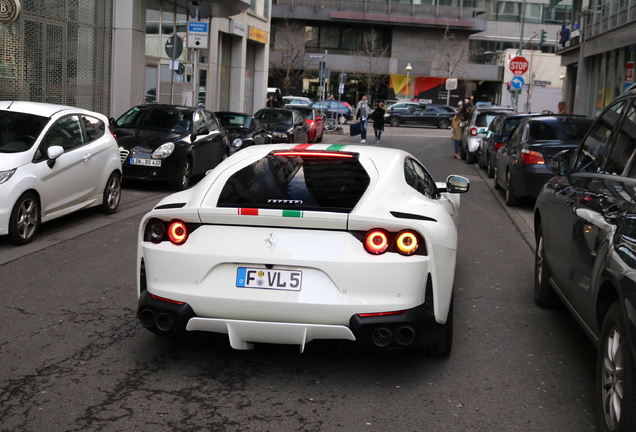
[405, 63, 412, 101]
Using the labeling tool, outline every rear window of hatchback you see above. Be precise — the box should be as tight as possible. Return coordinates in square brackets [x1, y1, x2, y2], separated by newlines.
[218, 151, 371, 213]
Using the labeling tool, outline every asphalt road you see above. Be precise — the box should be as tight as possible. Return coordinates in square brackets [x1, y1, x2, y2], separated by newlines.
[0, 125, 597, 431]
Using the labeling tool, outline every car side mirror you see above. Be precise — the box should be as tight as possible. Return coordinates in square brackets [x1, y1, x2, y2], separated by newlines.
[444, 175, 470, 193]
[549, 149, 573, 176]
[46, 145, 64, 168]
[192, 127, 210, 140]
[459, 122, 466, 127]
[109, 118, 116, 126]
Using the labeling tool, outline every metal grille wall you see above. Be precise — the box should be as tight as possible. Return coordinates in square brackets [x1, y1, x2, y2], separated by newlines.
[0, 1, 113, 115]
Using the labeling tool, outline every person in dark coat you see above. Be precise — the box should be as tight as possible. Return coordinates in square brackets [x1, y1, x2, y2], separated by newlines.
[371, 102, 386, 143]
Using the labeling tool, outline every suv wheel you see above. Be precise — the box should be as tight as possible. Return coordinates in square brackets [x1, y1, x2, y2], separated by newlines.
[597, 301, 636, 432]
[534, 225, 559, 308]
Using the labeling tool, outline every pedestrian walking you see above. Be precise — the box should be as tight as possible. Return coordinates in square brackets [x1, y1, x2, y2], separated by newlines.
[451, 105, 470, 159]
[557, 101, 568, 114]
[371, 101, 386, 143]
[266, 95, 275, 108]
[356, 96, 371, 143]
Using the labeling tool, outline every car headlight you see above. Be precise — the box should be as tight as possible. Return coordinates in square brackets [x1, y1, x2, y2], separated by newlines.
[152, 142, 175, 159]
[272, 132, 288, 138]
[231, 138, 243, 149]
[0, 168, 16, 186]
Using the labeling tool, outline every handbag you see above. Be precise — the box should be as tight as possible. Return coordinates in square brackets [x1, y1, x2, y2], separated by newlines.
[350, 121, 362, 137]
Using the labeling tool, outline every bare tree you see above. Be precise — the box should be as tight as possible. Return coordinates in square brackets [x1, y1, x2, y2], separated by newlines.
[432, 25, 473, 102]
[350, 29, 390, 98]
[269, 20, 311, 96]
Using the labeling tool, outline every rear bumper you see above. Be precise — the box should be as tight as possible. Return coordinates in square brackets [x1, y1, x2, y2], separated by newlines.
[137, 290, 443, 351]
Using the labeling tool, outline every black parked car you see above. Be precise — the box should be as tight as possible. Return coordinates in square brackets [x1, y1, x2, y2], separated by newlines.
[494, 115, 593, 206]
[387, 104, 456, 128]
[215, 111, 272, 154]
[111, 104, 230, 190]
[253, 108, 309, 144]
[533, 85, 636, 432]
[479, 113, 539, 177]
[310, 100, 354, 123]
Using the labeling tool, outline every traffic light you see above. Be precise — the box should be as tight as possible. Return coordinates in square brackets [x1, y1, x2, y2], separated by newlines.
[539, 30, 547, 45]
[507, 82, 512, 92]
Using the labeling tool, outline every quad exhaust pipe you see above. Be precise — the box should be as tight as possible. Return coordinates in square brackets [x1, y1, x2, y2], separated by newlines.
[138, 309, 175, 333]
[371, 326, 416, 348]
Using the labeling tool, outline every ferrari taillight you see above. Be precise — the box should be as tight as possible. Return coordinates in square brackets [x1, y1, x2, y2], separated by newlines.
[521, 149, 545, 165]
[363, 229, 423, 256]
[168, 221, 188, 245]
[144, 218, 195, 245]
[364, 229, 390, 255]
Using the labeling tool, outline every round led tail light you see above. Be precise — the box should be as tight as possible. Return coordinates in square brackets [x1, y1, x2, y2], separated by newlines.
[147, 219, 166, 243]
[396, 231, 419, 255]
[167, 220, 188, 245]
[364, 229, 390, 255]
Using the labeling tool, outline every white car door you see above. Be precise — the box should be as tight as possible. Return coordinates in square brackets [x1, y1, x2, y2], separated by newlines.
[32, 115, 97, 220]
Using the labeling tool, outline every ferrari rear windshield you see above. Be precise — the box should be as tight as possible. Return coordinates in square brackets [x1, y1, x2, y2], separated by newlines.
[218, 151, 371, 213]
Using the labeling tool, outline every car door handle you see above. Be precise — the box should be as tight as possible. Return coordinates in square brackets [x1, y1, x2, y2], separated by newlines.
[83, 153, 92, 161]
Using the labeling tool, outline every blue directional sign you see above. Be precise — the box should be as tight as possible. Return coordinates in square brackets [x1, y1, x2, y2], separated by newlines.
[510, 76, 525, 90]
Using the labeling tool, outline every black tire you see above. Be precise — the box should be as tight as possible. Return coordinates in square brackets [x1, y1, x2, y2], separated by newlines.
[466, 152, 476, 165]
[389, 117, 400, 127]
[438, 118, 450, 129]
[487, 157, 495, 178]
[99, 171, 121, 214]
[505, 170, 519, 206]
[423, 299, 453, 356]
[493, 164, 502, 189]
[596, 301, 636, 432]
[534, 225, 560, 308]
[9, 192, 40, 245]
[173, 156, 192, 191]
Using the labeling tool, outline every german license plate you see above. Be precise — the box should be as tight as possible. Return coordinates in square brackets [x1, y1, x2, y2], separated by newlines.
[236, 267, 302, 291]
[130, 158, 161, 166]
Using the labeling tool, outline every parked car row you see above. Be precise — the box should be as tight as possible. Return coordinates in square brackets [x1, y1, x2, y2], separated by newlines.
[464, 85, 636, 432]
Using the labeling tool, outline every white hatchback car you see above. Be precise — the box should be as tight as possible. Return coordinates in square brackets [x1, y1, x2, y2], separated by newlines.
[0, 101, 122, 244]
[136, 144, 469, 354]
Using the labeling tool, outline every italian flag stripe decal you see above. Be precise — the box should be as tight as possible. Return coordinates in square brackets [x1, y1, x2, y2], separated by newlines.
[238, 208, 304, 218]
[325, 144, 347, 151]
[291, 144, 347, 152]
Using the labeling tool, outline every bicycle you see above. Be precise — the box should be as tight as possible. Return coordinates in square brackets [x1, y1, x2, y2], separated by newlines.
[319, 109, 339, 132]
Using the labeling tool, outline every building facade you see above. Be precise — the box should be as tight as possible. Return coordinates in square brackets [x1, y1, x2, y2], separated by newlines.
[556, 0, 636, 117]
[0, 0, 271, 118]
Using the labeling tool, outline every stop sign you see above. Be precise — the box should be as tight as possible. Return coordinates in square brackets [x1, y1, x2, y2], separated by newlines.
[510, 56, 529, 75]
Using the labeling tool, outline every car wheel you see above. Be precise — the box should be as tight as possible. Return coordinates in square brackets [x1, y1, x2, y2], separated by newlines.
[317, 130, 323, 142]
[423, 299, 453, 356]
[466, 152, 476, 165]
[99, 171, 121, 214]
[493, 164, 502, 189]
[597, 301, 636, 432]
[438, 118, 450, 129]
[505, 170, 519, 206]
[9, 192, 40, 245]
[487, 157, 495, 178]
[389, 117, 400, 127]
[173, 156, 192, 191]
[534, 225, 559, 308]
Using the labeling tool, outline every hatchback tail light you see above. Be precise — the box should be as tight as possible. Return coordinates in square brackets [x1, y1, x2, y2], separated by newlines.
[363, 229, 424, 256]
[493, 141, 506, 150]
[470, 127, 478, 136]
[521, 149, 545, 165]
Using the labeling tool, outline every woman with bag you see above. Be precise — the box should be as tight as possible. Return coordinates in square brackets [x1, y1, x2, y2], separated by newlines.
[451, 105, 470, 159]
[371, 102, 386, 143]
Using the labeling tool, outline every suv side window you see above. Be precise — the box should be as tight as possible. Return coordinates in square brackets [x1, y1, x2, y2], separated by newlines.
[574, 100, 626, 173]
[603, 99, 636, 177]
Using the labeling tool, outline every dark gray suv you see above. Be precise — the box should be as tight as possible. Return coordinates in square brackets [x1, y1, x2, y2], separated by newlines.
[533, 84, 636, 432]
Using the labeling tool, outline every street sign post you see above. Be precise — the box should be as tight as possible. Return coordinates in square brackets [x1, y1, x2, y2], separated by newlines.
[510, 76, 525, 91]
[188, 21, 209, 49]
[510, 56, 529, 75]
[165, 35, 184, 104]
